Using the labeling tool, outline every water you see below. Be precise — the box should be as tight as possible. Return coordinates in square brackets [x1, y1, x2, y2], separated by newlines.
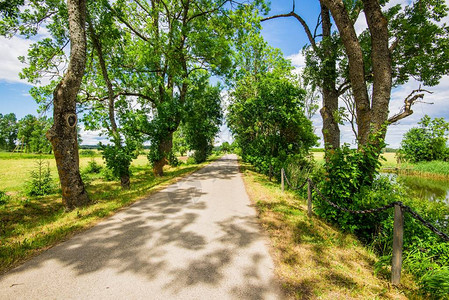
[384, 173, 449, 205]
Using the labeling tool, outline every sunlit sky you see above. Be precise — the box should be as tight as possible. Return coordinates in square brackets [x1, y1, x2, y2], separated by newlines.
[0, 0, 448, 147]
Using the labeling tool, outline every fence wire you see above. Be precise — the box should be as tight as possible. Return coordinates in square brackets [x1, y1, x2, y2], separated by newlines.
[282, 170, 449, 242]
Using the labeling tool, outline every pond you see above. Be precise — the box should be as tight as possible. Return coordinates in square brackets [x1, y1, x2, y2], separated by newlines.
[384, 173, 449, 206]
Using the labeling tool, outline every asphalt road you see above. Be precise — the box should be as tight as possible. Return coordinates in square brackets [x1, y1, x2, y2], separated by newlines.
[0, 154, 283, 299]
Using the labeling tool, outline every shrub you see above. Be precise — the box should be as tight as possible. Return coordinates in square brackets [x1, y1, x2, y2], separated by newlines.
[101, 167, 116, 181]
[80, 149, 96, 157]
[26, 158, 55, 196]
[310, 137, 449, 296]
[186, 156, 196, 165]
[84, 159, 103, 174]
[167, 151, 181, 166]
[0, 190, 10, 205]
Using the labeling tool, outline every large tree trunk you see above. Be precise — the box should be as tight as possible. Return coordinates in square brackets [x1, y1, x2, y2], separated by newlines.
[319, 3, 340, 150]
[153, 132, 173, 176]
[46, 0, 89, 209]
[362, 0, 392, 145]
[321, 0, 371, 146]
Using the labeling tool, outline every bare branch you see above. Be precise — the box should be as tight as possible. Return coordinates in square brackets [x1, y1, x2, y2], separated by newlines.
[388, 87, 433, 124]
[262, 12, 317, 51]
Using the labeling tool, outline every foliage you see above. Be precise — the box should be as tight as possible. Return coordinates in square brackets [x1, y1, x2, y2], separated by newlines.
[16, 115, 52, 154]
[0, 190, 10, 205]
[186, 156, 196, 165]
[419, 267, 449, 298]
[0, 113, 18, 151]
[228, 61, 318, 178]
[399, 115, 449, 163]
[80, 149, 96, 157]
[25, 158, 55, 196]
[100, 167, 115, 181]
[172, 128, 188, 156]
[182, 72, 223, 163]
[167, 151, 181, 167]
[310, 135, 449, 296]
[83, 159, 102, 174]
[219, 142, 231, 153]
[100, 140, 137, 181]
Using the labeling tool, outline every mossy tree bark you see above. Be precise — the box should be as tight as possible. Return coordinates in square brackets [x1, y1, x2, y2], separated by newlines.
[46, 0, 90, 209]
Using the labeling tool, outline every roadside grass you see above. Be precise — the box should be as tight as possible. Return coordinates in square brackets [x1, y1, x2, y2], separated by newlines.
[0, 154, 219, 274]
[240, 161, 418, 299]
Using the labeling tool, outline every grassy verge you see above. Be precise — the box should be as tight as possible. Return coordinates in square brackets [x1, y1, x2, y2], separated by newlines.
[0, 154, 220, 274]
[239, 161, 418, 299]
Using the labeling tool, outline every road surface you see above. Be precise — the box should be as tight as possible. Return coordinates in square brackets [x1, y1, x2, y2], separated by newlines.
[0, 154, 283, 299]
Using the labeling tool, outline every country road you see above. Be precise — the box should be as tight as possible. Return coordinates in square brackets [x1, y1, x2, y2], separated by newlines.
[0, 154, 283, 299]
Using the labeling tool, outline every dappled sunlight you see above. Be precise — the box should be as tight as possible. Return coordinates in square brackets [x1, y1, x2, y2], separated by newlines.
[1, 155, 283, 299]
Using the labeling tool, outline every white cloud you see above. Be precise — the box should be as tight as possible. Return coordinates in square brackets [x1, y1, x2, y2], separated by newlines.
[78, 126, 108, 145]
[0, 36, 32, 84]
[286, 51, 306, 75]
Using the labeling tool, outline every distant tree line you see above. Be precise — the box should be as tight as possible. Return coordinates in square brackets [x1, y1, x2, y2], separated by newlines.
[0, 113, 52, 153]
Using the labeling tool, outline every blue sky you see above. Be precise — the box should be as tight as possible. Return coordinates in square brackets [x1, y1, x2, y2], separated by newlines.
[0, 0, 448, 147]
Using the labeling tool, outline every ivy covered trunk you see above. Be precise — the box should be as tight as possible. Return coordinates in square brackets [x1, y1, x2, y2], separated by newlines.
[152, 132, 173, 176]
[46, 0, 89, 209]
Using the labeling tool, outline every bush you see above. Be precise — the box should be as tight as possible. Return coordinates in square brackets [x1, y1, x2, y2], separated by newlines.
[0, 190, 10, 205]
[310, 138, 449, 296]
[100, 167, 116, 181]
[26, 158, 55, 196]
[167, 151, 181, 166]
[399, 115, 449, 162]
[80, 149, 96, 157]
[186, 156, 196, 165]
[192, 149, 208, 163]
[84, 159, 103, 174]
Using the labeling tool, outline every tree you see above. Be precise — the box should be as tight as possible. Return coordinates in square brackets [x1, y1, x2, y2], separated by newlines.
[0, 113, 18, 151]
[263, 0, 449, 154]
[101, 0, 265, 176]
[1, 0, 91, 208]
[17, 114, 37, 153]
[228, 35, 317, 178]
[183, 72, 223, 163]
[81, 1, 141, 189]
[29, 116, 52, 154]
[173, 128, 188, 157]
[262, 1, 341, 150]
[220, 141, 231, 153]
[399, 115, 449, 162]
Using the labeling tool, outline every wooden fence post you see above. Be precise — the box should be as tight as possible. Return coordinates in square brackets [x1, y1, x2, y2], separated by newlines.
[391, 203, 404, 285]
[281, 168, 284, 192]
[307, 179, 312, 217]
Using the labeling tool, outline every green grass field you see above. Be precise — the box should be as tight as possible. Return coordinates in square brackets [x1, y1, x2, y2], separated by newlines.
[0, 152, 149, 192]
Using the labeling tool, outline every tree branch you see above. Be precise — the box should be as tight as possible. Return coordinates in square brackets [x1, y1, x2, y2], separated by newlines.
[262, 12, 317, 51]
[388, 87, 433, 124]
